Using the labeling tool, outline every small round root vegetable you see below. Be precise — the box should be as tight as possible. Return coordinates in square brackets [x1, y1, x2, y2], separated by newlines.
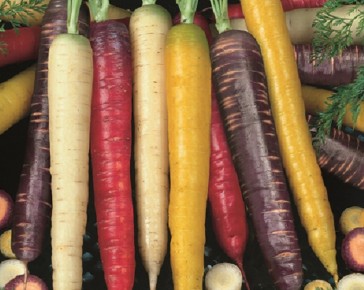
[340, 207, 364, 235]
[341, 227, 364, 272]
[204, 263, 243, 290]
[0, 189, 14, 230]
[337, 273, 364, 289]
[5, 274, 48, 290]
[0, 65, 36, 135]
[303, 279, 333, 290]
[0, 230, 16, 258]
[0, 259, 28, 288]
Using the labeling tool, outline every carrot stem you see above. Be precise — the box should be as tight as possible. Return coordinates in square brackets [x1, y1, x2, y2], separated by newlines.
[142, 0, 156, 4]
[176, 0, 198, 23]
[88, 0, 109, 22]
[67, 0, 83, 34]
[210, 0, 231, 34]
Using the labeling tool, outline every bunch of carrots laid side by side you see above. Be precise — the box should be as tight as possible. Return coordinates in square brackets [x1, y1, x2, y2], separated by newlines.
[0, 0, 364, 290]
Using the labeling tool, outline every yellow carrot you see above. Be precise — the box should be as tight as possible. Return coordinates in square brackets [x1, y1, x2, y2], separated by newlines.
[48, 0, 93, 289]
[165, 1, 211, 289]
[129, 2, 171, 289]
[0, 65, 35, 135]
[301, 85, 364, 133]
[240, 0, 338, 283]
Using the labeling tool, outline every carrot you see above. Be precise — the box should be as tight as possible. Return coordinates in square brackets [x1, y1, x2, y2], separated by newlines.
[339, 206, 364, 235]
[0, 26, 41, 67]
[47, 0, 93, 288]
[88, 0, 135, 289]
[240, 0, 338, 283]
[210, 2, 303, 289]
[0, 0, 49, 26]
[307, 114, 364, 190]
[302, 85, 364, 133]
[0, 189, 14, 231]
[0, 65, 35, 135]
[166, 0, 211, 289]
[194, 3, 249, 284]
[129, 2, 171, 289]
[295, 44, 364, 87]
[11, 0, 89, 264]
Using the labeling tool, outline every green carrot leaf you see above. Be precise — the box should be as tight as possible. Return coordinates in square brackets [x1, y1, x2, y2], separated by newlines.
[210, 0, 231, 34]
[176, 0, 198, 24]
[87, 0, 109, 23]
[67, 0, 83, 34]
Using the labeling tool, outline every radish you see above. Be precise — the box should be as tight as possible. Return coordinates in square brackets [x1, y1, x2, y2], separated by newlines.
[47, 0, 93, 288]
[11, 0, 90, 264]
[0, 26, 41, 68]
[129, 1, 171, 289]
[88, 0, 135, 289]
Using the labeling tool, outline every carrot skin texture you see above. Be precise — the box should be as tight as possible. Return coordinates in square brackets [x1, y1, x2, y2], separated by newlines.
[166, 23, 211, 290]
[240, 0, 338, 282]
[11, 0, 90, 263]
[295, 44, 364, 87]
[129, 4, 171, 289]
[0, 26, 41, 67]
[211, 29, 303, 290]
[48, 33, 93, 290]
[307, 115, 364, 190]
[90, 20, 135, 290]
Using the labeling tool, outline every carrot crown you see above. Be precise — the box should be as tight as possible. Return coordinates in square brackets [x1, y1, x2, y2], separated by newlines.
[88, 0, 109, 22]
[142, 0, 156, 4]
[176, 0, 198, 23]
[67, 0, 83, 34]
[210, 0, 231, 34]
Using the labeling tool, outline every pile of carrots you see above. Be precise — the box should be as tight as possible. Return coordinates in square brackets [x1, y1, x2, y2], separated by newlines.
[0, 0, 363, 289]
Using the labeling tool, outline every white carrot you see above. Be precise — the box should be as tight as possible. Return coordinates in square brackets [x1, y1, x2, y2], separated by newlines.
[47, 0, 93, 289]
[129, 1, 171, 289]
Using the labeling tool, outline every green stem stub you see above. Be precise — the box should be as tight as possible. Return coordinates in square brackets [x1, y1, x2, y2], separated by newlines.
[176, 0, 198, 23]
[88, 0, 109, 22]
[142, 0, 156, 5]
[210, 0, 231, 34]
[67, 0, 83, 34]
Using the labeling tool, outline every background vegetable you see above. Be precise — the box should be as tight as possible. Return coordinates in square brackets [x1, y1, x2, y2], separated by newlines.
[88, 0, 135, 288]
[204, 263, 243, 290]
[0, 26, 41, 68]
[0, 259, 27, 288]
[341, 227, 364, 272]
[240, 0, 338, 283]
[0, 189, 14, 230]
[339, 206, 364, 236]
[302, 85, 364, 134]
[5, 274, 48, 290]
[0, 229, 16, 258]
[11, 0, 89, 264]
[166, 0, 211, 288]
[0, 65, 35, 135]
[129, 2, 171, 289]
[303, 279, 333, 290]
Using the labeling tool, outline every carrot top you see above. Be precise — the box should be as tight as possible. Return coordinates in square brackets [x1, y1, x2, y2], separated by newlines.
[210, 0, 231, 34]
[67, 0, 84, 34]
[176, 0, 198, 24]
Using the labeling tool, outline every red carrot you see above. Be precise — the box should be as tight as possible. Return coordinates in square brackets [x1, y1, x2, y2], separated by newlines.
[88, 1, 135, 289]
[0, 26, 41, 68]
[11, 0, 89, 263]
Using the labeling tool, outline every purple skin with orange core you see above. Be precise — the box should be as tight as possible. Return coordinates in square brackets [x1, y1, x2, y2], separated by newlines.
[0, 189, 14, 231]
[5, 274, 48, 290]
[341, 227, 364, 272]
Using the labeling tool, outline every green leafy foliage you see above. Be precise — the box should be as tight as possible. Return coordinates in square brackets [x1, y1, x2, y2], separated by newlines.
[311, 0, 364, 142]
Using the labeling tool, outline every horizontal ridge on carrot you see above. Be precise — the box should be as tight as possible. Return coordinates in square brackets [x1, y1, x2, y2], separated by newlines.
[166, 0, 211, 288]
[88, 0, 135, 288]
[210, 1, 303, 289]
[240, 0, 338, 283]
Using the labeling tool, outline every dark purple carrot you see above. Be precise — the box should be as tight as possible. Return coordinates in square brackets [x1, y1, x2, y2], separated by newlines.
[11, 0, 89, 263]
[210, 3, 303, 287]
[307, 114, 364, 190]
[295, 44, 364, 87]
